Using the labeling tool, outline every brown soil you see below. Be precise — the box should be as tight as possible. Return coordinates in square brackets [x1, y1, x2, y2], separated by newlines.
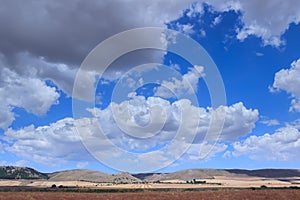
[0, 190, 300, 200]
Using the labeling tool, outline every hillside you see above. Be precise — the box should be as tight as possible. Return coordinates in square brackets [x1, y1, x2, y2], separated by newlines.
[226, 169, 300, 178]
[133, 169, 234, 182]
[133, 169, 300, 182]
[48, 169, 109, 182]
[0, 166, 48, 180]
[106, 172, 142, 184]
[1, 166, 300, 183]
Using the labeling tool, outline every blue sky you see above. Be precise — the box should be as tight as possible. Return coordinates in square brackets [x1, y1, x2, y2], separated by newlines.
[1, 1, 300, 173]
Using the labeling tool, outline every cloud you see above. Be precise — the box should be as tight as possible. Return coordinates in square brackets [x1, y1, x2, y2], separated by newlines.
[0, 142, 5, 154]
[0, 105, 15, 131]
[0, 0, 195, 66]
[270, 58, 300, 112]
[0, 0, 297, 128]
[0, 1, 198, 103]
[255, 52, 264, 57]
[212, 15, 222, 26]
[0, 160, 28, 167]
[286, 119, 300, 129]
[0, 0, 297, 100]
[76, 162, 89, 169]
[184, 142, 228, 161]
[216, 102, 259, 141]
[1, 0, 297, 97]
[290, 99, 300, 113]
[174, 23, 195, 35]
[232, 126, 300, 161]
[233, 0, 300, 47]
[259, 116, 280, 126]
[199, 29, 206, 37]
[3, 52, 77, 97]
[187, 0, 300, 47]
[3, 118, 95, 165]
[260, 119, 280, 126]
[0, 65, 60, 129]
[3, 96, 258, 170]
[0, 1, 198, 128]
[154, 65, 205, 98]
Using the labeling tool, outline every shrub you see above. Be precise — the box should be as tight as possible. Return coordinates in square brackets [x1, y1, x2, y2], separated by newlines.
[260, 185, 267, 189]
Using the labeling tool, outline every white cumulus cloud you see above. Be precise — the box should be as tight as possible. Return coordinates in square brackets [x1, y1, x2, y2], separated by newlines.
[2, 96, 258, 170]
[232, 126, 300, 161]
[3, 118, 94, 165]
[188, 0, 300, 47]
[0, 66, 60, 129]
[271, 58, 300, 112]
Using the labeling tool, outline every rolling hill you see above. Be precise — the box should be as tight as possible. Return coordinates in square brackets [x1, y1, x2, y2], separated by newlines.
[48, 170, 141, 183]
[0, 166, 48, 179]
[48, 169, 109, 182]
[1, 166, 300, 183]
[133, 169, 300, 182]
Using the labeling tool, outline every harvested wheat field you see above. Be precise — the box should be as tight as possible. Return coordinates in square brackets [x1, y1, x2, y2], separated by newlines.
[1, 190, 300, 200]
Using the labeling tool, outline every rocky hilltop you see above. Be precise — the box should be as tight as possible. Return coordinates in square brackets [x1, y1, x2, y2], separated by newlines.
[0, 166, 48, 180]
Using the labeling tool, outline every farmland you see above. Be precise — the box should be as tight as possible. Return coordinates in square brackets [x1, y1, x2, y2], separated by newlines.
[1, 189, 300, 200]
[1, 167, 300, 199]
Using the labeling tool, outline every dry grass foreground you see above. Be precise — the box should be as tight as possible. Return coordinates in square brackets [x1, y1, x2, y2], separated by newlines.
[1, 190, 300, 200]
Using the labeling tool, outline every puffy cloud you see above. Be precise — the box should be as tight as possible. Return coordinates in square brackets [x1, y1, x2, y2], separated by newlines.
[154, 65, 205, 98]
[0, 0, 297, 100]
[232, 126, 300, 161]
[0, 66, 59, 129]
[0, 0, 297, 122]
[3, 118, 94, 164]
[3, 96, 258, 170]
[234, 0, 300, 47]
[271, 58, 300, 112]
[0, 105, 14, 131]
[1, 0, 297, 97]
[187, 0, 300, 47]
[0, 1, 201, 107]
[0, 0, 198, 78]
[8, 52, 78, 97]
[83, 98, 258, 170]
[286, 119, 300, 129]
[216, 102, 259, 141]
